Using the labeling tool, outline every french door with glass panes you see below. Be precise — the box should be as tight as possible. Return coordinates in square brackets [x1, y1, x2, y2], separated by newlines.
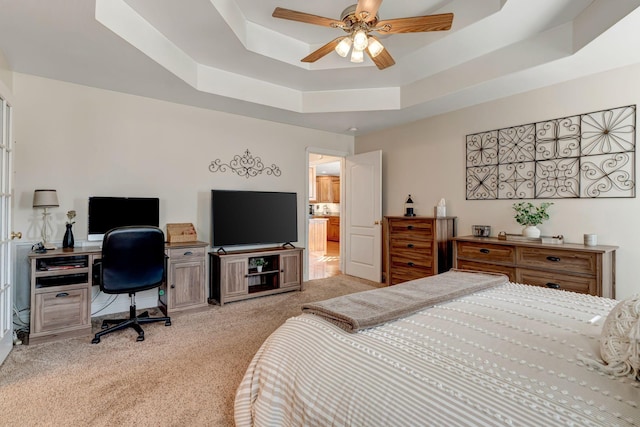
[0, 95, 15, 364]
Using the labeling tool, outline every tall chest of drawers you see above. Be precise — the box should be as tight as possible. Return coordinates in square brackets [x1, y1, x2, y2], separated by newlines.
[384, 216, 456, 285]
[454, 236, 617, 298]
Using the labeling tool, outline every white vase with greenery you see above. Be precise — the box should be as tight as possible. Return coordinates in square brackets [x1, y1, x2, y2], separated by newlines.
[512, 202, 553, 238]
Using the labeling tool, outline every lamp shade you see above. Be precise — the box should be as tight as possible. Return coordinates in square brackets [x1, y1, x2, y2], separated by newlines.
[367, 37, 384, 57]
[335, 37, 352, 57]
[350, 48, 364, 63]
[33, 189, 59, 208]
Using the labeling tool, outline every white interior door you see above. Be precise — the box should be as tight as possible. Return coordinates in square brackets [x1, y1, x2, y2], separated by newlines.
[0, 96, 14, 364]
[344, 150, 382, 282]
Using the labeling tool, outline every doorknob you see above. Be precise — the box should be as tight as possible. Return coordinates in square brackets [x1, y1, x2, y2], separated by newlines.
[374, 220, 380, 225]
[11, 231, 22, 240]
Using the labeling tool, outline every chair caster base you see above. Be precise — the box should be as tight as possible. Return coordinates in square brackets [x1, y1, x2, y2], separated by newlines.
[165, 320, 171, 326]
[91, 337, 100, 344]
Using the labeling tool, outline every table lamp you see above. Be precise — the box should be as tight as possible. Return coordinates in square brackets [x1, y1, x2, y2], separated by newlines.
[33, 189, 59, 250]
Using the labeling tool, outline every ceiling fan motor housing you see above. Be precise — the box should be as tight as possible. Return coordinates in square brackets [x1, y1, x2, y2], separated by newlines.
[340, 4, 379, 29]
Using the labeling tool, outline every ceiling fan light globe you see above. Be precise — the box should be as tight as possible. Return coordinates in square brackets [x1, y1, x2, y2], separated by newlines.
[352, 30, 368, 51]
[335, 37, 352, 57]
[350, 48, 364, 63]
[367, 38, 384, 57]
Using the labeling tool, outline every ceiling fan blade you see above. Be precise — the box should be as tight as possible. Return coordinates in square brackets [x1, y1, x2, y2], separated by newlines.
[376, 13, 454, 34]
[302, 37, 344, 63]
[366, 39, 395, 70]
[273, 7, 342, 28]
[355, 0, 382, 23]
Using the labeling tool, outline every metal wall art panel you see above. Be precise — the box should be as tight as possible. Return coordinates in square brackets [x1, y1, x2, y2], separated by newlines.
[209, 149, 281, 179]
[466, 105, 636, 199]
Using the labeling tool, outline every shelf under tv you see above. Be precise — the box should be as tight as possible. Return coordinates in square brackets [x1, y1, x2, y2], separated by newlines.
[208, 246, 304, 305]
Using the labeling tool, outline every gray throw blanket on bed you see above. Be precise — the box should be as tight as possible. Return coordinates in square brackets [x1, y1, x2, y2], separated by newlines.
[302, 269, 508, 332]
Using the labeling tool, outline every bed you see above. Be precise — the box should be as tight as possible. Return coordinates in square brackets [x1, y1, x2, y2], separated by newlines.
[235, 270, 640, 426]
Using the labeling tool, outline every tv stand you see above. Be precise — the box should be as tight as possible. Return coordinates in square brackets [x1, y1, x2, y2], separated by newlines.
[209, 246, 303, 305]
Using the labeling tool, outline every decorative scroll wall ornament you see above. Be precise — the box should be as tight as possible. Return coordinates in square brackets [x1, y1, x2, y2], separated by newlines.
[209, 149, 281, 179]
[466, 105, 636, 199]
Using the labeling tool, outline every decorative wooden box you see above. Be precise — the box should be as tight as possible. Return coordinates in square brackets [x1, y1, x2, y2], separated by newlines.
[167, 223, 198, 243]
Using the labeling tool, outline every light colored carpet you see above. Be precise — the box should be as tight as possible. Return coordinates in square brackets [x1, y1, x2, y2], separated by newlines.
[0, 275, 381, 427]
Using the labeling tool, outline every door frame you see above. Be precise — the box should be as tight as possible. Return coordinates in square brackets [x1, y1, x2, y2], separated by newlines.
[305, 147, 349, 281]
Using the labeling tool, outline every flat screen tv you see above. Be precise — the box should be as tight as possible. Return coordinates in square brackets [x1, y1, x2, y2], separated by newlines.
[211, 190, 297, 248]
[87, 196, 160, 242]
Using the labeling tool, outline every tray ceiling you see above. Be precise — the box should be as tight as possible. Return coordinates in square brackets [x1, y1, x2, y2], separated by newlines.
[0, 0, 639, 135]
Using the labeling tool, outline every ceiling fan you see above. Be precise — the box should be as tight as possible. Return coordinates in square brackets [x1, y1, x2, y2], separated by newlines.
[272, 0, 454, 70]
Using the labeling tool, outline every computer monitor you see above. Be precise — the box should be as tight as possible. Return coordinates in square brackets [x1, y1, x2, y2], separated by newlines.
[87, 197, 160, 242]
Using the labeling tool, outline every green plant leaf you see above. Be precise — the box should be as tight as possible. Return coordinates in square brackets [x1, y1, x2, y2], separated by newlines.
[512, 202, 553, 226]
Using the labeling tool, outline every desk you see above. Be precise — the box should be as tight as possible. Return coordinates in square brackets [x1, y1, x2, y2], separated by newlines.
[28, 241, 208, 344]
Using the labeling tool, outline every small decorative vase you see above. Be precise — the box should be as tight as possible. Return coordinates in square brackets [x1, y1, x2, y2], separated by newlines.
[63, 223, 75, 248]
[522, 225, 541, 238]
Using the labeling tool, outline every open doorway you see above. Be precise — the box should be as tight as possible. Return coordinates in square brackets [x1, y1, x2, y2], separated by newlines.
[308, 153, 342, 279]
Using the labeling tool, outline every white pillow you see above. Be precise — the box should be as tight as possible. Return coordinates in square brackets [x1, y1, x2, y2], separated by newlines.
[582, 294, 640, 379]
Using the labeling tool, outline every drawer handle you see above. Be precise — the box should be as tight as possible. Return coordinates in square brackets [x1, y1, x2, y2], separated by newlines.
[407, 262, 415, 267]
[546, 282, 561, 289]
[407, 243, 414, 248]
[546, 256, 561, 262]
[479, 248, 490, 254]
[183, 251, 193, 256]
[55, 292, 69, 298]
[407, 225, 414, 230]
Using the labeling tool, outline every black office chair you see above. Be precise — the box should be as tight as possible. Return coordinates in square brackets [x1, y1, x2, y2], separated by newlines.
[91, 226, 171, 344]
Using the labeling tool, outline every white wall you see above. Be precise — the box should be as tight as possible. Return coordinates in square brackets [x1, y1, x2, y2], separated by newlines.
[356, 63, 640, 299]
[12, 73, 353, 314]
[0, 50, 12, 93]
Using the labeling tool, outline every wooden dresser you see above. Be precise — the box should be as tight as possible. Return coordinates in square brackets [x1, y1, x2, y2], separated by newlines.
[384, 216, 456, 285]
[453, 236, 617, 298]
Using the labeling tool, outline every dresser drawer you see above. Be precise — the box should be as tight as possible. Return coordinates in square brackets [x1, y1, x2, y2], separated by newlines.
[517, 268, 596, 294]
[456, 260, 516, 282]
[390, 264, 434, 285]
[456, 241, 516, 264]
[387, 219, 433, 241]
[390, 253, 434, 270]
[516, 247, 597, 275]
[389, 239, 433, 258]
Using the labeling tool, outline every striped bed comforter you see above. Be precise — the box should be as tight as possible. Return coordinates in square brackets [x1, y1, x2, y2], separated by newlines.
[235, 283, 640, 427]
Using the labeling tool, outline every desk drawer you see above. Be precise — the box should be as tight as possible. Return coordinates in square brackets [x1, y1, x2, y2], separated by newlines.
[387, 219, 433, 241]
[32, 287, 89, 333]
[517, 268, 595, 294]
[516, 247, 596, 275]
[167, 246, 206, 261]
[456, 241, 515, 264]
